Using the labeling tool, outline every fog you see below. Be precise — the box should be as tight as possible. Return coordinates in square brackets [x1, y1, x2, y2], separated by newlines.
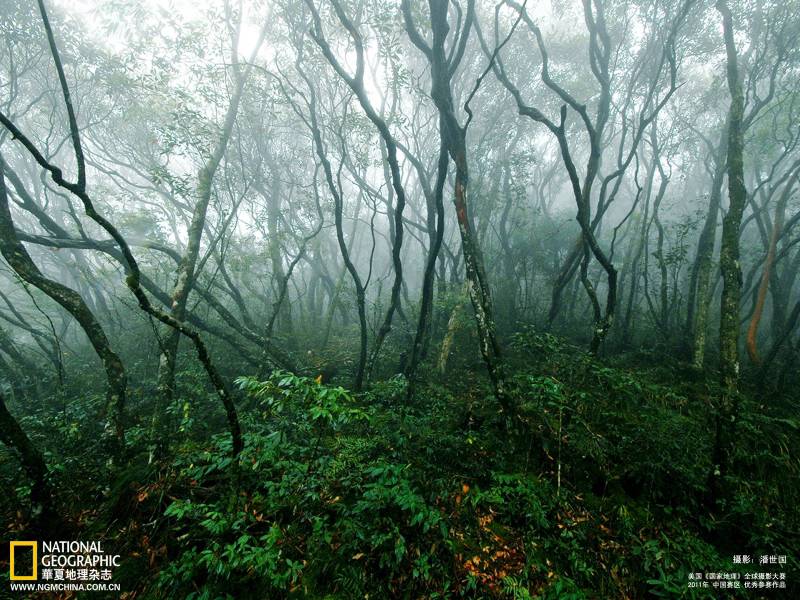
[1, 0, 798, 596]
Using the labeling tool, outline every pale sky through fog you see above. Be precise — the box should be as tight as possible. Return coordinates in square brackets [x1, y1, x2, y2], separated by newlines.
[54, 0, 268, 60]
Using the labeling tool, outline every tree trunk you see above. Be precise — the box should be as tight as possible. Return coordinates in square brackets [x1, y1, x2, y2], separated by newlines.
[302, 72, 369, 390]
[688, 131, 727, 367]
[709, 0, 746, 506]
[0, 162, 127, 453]
[152, 31, 259, 455]
[746, 177, 792, 364]
[403, 0, 510, 411]
[745, 222, 779, 365]
[0, 390, 59, 531]
[438, 288, 465, 375]
[406, 136, 448, 391]
[717, 0, 747, 395]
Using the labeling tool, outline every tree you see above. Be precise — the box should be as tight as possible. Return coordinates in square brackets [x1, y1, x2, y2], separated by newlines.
[402, 0, 510, 410]
[0, 390, 58, 531]
[0, 155, 128, 452]
[488, 0, 692, 353]
[151, 3, 267, 458]
[0, 0, 244, 458]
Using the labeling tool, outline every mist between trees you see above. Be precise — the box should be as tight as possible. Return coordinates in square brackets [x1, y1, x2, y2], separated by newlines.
[0, 0, 798, 597]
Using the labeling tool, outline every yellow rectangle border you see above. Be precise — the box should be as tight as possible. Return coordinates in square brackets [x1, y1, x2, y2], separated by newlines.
[9, 541, 37, 581]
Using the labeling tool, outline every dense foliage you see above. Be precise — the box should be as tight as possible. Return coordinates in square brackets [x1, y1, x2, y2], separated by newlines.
[3, 333, 798, 597]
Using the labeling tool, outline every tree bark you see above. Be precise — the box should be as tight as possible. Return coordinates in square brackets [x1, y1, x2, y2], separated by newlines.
[0, 159, 128, 452]
[687, 127, 728, 367]
[0, 0, 243, 458]
[717, 0, 747, 395]
[151, 14, 266, 457]
[0, 390, 59, 530]
[709, 0, 747, 506]
[745, 175, 793, 364]
[403, 0, 510, 411]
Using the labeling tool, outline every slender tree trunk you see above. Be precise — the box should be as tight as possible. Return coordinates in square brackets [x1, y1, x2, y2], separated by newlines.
[302, 74, 369, 390]
[497, 163, 518, 328]
[406, 136, 448, 391]
[438, 287, 465, 375]
[260, 158, 296, 345]
[0, 163, 127, 453]
[687, 127, 728, 365]
[152, 25, 262, 457]
[709, 0, 746, 505]
[0, 390, 59, 530]
[654, 213, 670, 334]
[0, 327, 45, 383]
[403, 0, 510, 410]
[717, 0, 747, 395]
[548, 237, 582, 326]
[770, 245, 800, 341]
[759, 298, 800, 382]
[746, 178, 791, 364]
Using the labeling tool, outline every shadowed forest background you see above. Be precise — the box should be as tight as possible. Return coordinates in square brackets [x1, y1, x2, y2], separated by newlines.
[0, 0, 798, 597]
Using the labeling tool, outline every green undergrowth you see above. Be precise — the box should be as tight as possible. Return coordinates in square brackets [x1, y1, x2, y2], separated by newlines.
[2, 333, 798, 598]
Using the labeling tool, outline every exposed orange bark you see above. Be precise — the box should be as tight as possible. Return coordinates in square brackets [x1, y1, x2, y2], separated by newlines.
[746, 185, 790, 364]
[746, 219, 779, 363]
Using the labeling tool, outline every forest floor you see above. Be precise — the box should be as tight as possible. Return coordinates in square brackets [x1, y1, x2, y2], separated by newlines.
[2, 330, 798, 599]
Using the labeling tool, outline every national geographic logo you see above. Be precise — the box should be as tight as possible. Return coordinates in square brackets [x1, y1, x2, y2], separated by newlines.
[7, 540, 121, 583]
[9, 541, 37, 581]
[6, 540, 121, 594]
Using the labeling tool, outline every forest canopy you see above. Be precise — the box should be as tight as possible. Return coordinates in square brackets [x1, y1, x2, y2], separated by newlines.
[0, 0, 798, 597]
